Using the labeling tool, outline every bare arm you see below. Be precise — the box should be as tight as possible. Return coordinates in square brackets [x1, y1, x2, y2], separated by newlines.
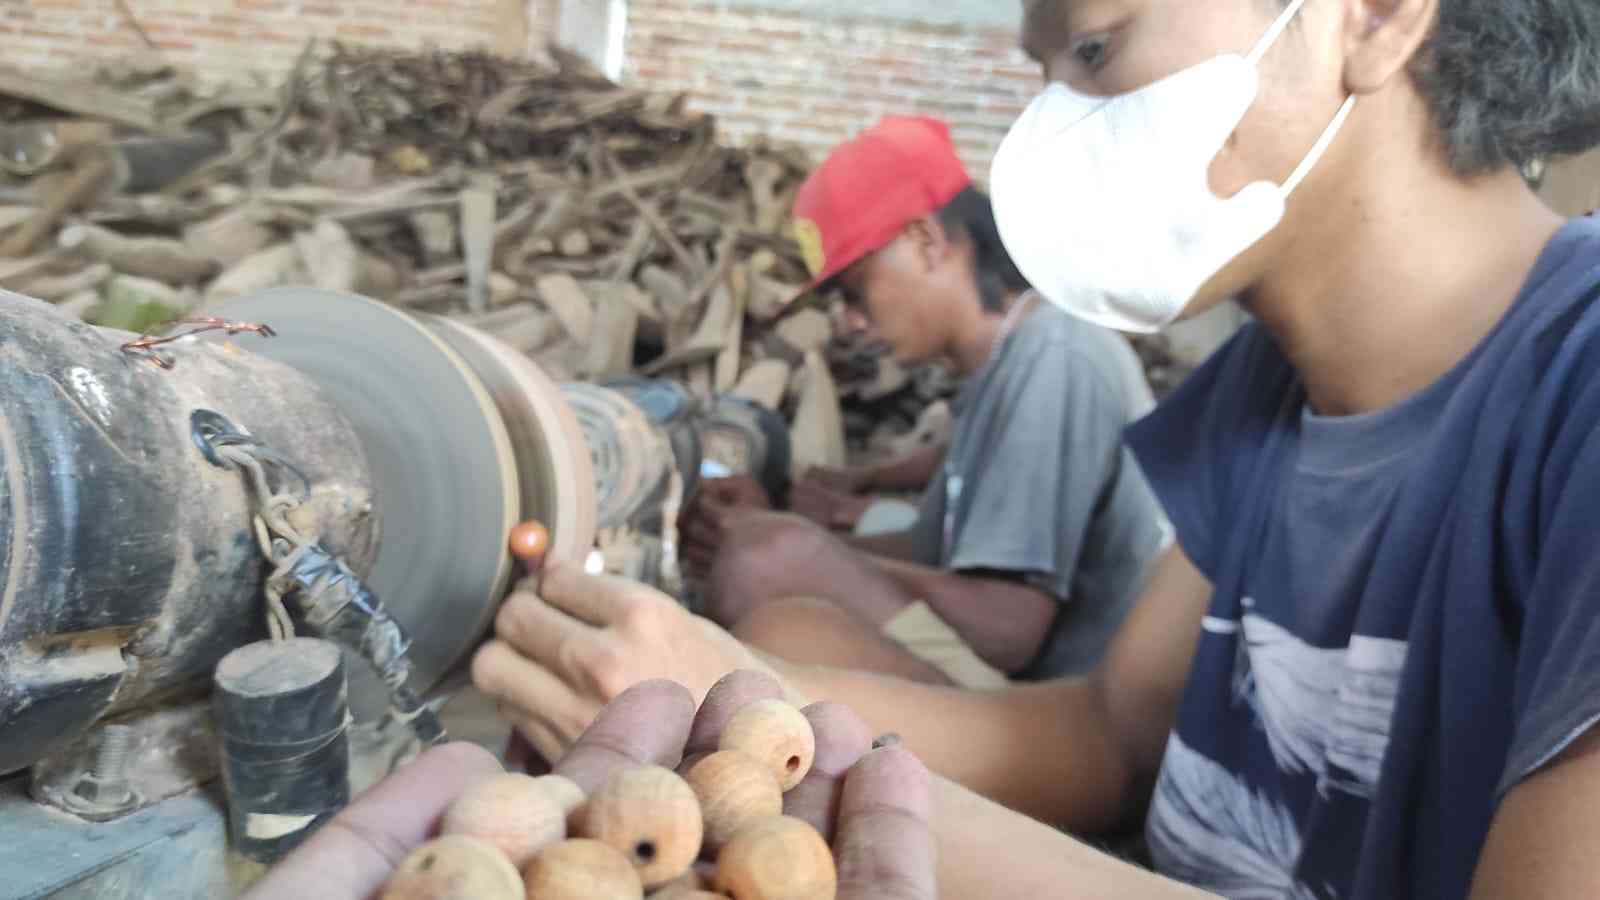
[932, 775, 1220, 899]
[870, 555, 1057, 673]
[861, 439, 947, 492]
[1469, 726, 1600, 898]
[477, 546, 1217, 898]
[783, 544, 1212, 832]
[845, 529, 921, 560]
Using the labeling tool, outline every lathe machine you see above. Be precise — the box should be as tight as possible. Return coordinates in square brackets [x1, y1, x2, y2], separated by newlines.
[0, 284, 790, 898]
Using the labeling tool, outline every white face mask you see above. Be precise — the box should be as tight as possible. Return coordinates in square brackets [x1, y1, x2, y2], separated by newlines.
[989, 0, 1357, 334]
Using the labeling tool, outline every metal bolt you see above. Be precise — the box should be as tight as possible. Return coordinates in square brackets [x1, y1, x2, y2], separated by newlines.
[68, 724, 138, 812]
[93, 724, 133, 780]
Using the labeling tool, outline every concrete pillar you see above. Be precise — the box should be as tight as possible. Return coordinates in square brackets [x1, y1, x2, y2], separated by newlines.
[556, 0, 628, 80]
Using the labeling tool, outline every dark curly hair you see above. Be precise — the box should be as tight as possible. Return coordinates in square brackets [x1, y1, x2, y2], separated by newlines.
[1285, 0, 1600, 174]
[936, 186, 1032, 312]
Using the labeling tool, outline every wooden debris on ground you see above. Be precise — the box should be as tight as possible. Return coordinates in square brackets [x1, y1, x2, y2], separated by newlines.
[0, 41, 1181, 469]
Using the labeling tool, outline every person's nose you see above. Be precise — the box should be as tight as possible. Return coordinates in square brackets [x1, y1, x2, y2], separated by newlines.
[842, 306, 871, 334]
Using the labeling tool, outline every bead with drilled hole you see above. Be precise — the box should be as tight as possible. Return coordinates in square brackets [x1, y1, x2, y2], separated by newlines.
[717, 700, 815, 792]
[579, 765, 704, 887]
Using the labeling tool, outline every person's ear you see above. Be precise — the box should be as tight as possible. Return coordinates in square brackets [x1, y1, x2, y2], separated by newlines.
[1342, 0, 1437, 94]
[902, 215, 954, 274]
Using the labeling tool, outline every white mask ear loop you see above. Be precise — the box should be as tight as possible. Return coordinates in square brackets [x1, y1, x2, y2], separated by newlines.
[1282, 94, 1357, 195]
[1248, 0, 1314, 65]
[1241, 0, 1358, 197]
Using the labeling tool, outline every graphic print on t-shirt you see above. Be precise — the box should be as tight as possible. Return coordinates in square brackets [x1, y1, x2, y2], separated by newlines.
[1148, 599, 1409, 898]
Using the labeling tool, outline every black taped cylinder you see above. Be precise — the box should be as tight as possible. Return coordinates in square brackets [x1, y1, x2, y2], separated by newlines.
[214, 637, 351, 864]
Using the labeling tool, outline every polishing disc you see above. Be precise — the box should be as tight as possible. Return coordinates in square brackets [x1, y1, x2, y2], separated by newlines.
[425, 316, 598, 565]
[202, 287, 518, 720]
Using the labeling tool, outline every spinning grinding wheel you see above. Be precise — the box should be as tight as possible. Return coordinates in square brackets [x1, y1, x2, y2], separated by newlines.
[202, 287, 594, 719]
[425, 317, 598, 567]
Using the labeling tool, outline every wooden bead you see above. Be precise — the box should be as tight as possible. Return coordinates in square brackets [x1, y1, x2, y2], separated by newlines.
[717, 700, 816, 791]
[580, 765, 705, 887]
[528, 774, 587, 830]
[524, 838, 643, 900]
[379, 835, 524, 900]
[508, 520, 550, 564]
[645, 868, 714, 899]
[683, 751, 783, 849]
[440, 772, 568, 869]
[713, 816, 836, 900]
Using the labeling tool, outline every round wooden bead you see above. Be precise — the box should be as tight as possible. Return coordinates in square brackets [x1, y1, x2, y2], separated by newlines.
[682, 751, 783, 849]
[717, 700, 816, 791]
[528, 774, 587, 830]
[713, 816, 836, 900]
[644, 867, 716, 899]
[524, 838, 643, 900]
[440, 772, 569, 869]
[379, 835, 524, 900]
[580, 765, 705, 887]
[508, 520, 550, 564]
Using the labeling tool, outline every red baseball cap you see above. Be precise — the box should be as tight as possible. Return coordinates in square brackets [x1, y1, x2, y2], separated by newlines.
[789, 116, 973, 295]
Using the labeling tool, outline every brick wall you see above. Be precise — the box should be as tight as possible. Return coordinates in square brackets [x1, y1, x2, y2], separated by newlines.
[623, 0, 1041, 178]
[2, 0, 1041, 177]
[0, 0, 550, 83]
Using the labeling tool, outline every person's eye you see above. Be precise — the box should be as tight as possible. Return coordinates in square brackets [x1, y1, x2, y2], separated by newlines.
[1071, 34, 1113, 71]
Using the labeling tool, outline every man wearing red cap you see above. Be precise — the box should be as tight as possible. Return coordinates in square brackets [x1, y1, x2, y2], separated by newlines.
[679, 116, 1170, 689]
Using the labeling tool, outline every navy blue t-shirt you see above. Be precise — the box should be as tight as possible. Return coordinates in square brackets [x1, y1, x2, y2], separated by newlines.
[1124, 217, 1600, 900]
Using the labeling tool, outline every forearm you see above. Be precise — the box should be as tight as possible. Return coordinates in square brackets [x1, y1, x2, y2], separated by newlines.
[873, 558, 1053, 672]
[932, 775, 1219, 900]
[864, 441, 945, 491]
[782, 662, 1142, 832]
[844, 529, 920, 560]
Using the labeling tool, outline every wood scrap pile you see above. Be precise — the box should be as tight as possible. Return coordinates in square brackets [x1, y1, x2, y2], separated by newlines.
[0, 42, 1180, 477]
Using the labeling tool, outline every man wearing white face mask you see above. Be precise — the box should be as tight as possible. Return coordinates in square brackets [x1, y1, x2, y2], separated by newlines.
[467, 0, 1600, 896]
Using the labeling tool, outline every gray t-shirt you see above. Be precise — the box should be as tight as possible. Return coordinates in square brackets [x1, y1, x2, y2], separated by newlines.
[908, 302, 1171, 679]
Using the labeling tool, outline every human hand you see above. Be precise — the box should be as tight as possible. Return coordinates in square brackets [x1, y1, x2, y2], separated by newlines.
[800, 465, 871, 495]
[472, 558, 787, 765]
[246, 673, 934, 900]
[789, 477, 876, 531]
[238, 741, 506, 900]
[680, 475, 772, 573]
[555, 672, 934, 899]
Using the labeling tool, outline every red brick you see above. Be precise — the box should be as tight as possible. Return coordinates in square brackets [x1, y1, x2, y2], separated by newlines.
[257, 28, 306, 42]
[335, 22, 390, 38]
[181, 26, 242, 41]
